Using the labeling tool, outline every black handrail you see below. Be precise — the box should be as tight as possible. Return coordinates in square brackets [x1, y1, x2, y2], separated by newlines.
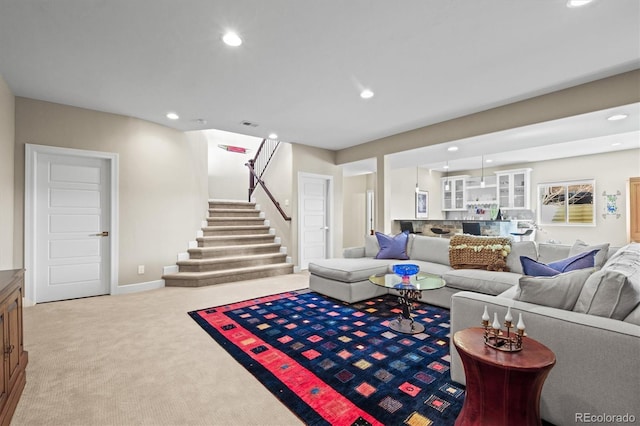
[245, 161, 291, 221]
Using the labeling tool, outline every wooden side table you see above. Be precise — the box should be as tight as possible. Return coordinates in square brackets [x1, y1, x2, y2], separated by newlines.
[453, 327, 555, 426]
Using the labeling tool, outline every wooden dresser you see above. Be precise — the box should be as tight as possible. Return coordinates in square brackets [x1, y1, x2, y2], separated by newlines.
[0, 270, 28, 426]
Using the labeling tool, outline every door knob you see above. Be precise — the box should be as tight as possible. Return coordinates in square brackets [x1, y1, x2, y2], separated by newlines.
[93, 231, 109, 237]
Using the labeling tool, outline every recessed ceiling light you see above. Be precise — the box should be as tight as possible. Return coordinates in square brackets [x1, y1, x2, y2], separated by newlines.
[566, 0, 595, 7]
[612, 142, 622, 146]
[443, 164, 450, 169]
[360, 89, 374, 99]
[268, 133, 278, 140]
[447, 146, 459, 152]
[607, 114, 628, 121]
[486, 159, 493, 163]
[222, 32, 242, 47]
[166, 112, 179, 120]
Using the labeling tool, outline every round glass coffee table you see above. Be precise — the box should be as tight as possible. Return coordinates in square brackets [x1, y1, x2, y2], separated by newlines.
[368, 271, 445, 334]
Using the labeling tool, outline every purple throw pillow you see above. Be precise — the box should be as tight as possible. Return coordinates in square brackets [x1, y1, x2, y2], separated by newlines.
[520, 249, 599, 277]
[520, 256, 561, 277]
[375, 231, 410, 260]
[548, 249, 599, 272]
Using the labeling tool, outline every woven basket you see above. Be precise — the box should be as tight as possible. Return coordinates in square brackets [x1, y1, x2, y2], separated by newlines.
[449, 235, 511, 272]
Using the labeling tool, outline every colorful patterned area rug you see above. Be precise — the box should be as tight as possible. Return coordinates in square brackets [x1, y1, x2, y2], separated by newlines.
[188, 291, 464, 426]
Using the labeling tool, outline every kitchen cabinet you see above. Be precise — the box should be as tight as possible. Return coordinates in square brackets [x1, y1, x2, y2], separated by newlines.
[496, 169, 532, 209]
[442, 176, 468, 211]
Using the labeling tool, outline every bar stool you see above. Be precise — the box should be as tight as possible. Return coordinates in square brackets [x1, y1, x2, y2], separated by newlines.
[510, 228, 534, 241]
[431, 228, 450, 238]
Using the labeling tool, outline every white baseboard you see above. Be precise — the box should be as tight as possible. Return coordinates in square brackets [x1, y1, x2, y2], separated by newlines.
[113, 279, 165, 295]
[177, 252, 189, 261]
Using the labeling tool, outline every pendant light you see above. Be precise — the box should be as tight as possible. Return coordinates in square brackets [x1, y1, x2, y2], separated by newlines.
[444, 162, 450, 191]
[480, 155, 486, 188]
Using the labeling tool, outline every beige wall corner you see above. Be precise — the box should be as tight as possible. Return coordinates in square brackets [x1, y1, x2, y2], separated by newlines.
[0, 75, 15, 269]
[205, 129, 263, 200]
[14, 98, 209, 285]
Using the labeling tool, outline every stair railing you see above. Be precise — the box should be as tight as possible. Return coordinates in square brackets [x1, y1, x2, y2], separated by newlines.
[246, 139, 291, 221]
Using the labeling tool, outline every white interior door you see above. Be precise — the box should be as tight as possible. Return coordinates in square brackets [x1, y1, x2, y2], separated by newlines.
[299, 174, 331, 269]
[33, 152, 111, 302]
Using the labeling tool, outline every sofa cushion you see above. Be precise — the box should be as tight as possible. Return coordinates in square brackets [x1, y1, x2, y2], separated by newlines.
[398, 260, 454, 277]
[573, 243, 640, 320]
[515, 268, 595, 310]
[570, 239, 610, 268]
[365, 234, 379, 258]
[443, 269, 521, 295]
[624, 305, 640, 326]
[520, 249, 598, 277]
[409, 235, 451, 266]
[374, 231, 410, 260]
[506, 241, 537, 274]
[537, 243, 571, 264]
[308, 258, 391, 283]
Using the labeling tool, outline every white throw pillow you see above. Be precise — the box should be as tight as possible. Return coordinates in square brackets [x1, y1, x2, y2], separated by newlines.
[516, 268, 594, 310]
[569, 240, 610, 268]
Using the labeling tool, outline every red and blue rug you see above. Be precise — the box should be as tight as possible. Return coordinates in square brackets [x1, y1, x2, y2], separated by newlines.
[189, 291, 464, 426]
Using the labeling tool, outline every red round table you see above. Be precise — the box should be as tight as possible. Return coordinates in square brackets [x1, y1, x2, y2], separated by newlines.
[453, 327, 556, 426]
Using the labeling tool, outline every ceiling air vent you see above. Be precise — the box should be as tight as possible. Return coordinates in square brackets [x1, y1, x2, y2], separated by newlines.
[241, 120, 258, 127]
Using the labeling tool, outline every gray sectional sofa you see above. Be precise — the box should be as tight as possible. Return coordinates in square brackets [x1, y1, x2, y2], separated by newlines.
[308, 234, 640, 426]
[310, 233, 569, 307]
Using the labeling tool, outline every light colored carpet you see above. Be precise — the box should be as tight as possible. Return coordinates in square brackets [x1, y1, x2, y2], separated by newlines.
[12, 273, 311, 426]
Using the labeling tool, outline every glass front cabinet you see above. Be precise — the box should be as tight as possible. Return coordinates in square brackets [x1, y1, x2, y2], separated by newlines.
[495, 169, 532, 209]
[441, 175, 468, 211]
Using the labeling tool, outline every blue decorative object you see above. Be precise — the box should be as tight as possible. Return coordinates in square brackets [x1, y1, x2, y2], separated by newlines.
[393, 264, 420, 277]
[393, 263, 420, 285]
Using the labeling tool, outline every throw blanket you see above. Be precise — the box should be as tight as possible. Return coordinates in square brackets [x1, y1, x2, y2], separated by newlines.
[449, 235, 511, 272]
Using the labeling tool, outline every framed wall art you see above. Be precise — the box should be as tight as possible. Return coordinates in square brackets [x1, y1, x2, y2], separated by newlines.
[537, 179, 595, 226]
[416, 190, 429, 219]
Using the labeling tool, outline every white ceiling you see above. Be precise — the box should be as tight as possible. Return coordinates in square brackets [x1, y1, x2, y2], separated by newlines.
[0, 1, 638, 161]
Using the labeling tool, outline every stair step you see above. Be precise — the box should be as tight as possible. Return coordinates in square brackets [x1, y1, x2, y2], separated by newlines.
[188, 243, 282, 259]
[207, 217, 265, 226]
[202, 225, 271, 236]
[208, 208, 261, 218]
[165, 199, 293, 286]
[209, 200, 256, 210]
[177, 253, 287, 272]
[197, 234, 275, 247]
[163, 263, 294, 287]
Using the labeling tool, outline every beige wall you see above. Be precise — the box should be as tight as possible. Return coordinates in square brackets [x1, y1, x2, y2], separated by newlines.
[252, 142, 294, 261]
[205, 129, 262, 200]
[342, 175, 368, 248]
[14, 98, 209, 286]
[0, 76, 15, 269]
[528, 149, 639, 247]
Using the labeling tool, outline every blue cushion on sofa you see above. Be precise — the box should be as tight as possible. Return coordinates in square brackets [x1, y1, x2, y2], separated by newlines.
[521, 249, 599, 277]
[375, 231, 410, 260]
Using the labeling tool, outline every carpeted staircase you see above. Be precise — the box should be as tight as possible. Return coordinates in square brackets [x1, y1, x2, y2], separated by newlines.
[163, 200, 293, 287]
